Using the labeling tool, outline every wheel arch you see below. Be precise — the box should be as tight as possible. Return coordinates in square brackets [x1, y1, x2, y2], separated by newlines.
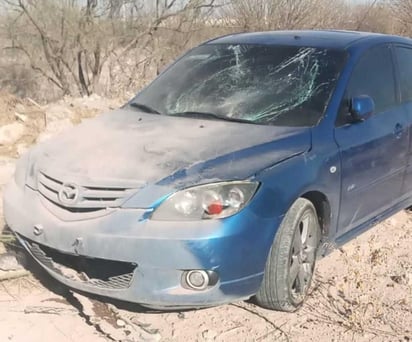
[301, 191, 331, 239]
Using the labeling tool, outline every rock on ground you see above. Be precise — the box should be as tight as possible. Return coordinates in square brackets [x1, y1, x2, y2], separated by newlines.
[0, 253, 22, 271]
[0, 157, 15, 186]
[0, 123, 25, 146]
[44, 104, 74, 122]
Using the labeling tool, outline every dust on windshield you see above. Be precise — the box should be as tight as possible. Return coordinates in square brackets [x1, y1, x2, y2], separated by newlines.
[132, 44, 346, 126]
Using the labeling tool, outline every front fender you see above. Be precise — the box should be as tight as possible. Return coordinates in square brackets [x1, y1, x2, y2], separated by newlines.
[253, 149, 341, 241]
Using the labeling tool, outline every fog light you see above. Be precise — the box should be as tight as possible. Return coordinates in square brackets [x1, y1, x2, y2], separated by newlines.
[185, 270, 209, 290]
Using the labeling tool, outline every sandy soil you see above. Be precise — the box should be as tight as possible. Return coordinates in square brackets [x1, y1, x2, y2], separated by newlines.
[0, 93, 411, 341]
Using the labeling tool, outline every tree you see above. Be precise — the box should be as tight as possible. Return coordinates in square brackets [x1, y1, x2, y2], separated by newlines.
[2, 0, 218, 97]
[391, 0, 412, 35]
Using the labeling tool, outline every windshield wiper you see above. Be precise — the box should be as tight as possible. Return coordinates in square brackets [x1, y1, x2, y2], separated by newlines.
[128, 102, 162, 115]
[170, 111, 253, 124]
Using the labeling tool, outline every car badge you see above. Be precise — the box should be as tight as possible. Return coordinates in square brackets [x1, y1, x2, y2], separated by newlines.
[58, 182, 80, 205]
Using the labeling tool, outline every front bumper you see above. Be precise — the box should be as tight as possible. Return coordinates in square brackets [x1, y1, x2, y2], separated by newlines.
[3, 180, 280, 309]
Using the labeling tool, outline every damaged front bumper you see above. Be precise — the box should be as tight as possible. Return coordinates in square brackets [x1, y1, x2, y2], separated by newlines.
[3, 180, 279, 309]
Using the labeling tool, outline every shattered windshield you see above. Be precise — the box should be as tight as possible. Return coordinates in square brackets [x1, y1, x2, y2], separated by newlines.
[131, 44, 346, 126]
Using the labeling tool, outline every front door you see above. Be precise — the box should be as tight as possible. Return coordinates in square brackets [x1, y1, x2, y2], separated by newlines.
[334, 44, 409, 235]
[394, 45, 412, 197]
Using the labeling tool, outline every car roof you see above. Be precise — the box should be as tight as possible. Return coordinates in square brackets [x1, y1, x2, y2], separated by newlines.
[206, 30, 412, 50]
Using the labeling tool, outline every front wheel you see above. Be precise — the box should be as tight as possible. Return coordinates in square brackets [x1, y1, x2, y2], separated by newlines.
[255, 198, 321, 311]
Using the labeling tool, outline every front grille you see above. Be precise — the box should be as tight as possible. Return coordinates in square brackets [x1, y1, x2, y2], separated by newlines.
[21, 237, 136, 290]
[37, 172, 137, 211]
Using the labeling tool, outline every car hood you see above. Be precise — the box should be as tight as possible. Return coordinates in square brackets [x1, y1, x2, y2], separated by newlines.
[32, 108, 311, 191]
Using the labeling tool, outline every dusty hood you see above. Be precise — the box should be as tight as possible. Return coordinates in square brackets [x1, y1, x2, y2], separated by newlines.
[32, 108, 311, 188]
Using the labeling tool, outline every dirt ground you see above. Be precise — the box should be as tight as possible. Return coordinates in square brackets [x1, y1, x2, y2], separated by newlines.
[0, 93, 411, 341]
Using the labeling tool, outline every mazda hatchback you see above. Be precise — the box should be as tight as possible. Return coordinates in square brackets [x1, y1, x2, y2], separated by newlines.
[4, 30, 412, 311]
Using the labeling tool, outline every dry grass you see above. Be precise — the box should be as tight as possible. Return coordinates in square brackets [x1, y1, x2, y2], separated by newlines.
[302, 219, 412, 340]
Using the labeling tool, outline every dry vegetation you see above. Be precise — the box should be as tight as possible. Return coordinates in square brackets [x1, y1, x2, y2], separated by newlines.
[0, 0, 411, 103]
[0, 1, 411, 341]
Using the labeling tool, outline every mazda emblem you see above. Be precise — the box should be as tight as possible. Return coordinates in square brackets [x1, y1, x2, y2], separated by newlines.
[58, 182, 80, 205]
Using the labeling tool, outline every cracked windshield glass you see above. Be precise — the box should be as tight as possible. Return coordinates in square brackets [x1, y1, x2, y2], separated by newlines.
[131, 44, 346, 126]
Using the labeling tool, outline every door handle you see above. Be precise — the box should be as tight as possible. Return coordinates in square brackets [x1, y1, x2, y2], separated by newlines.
[394, 123, 404, 138]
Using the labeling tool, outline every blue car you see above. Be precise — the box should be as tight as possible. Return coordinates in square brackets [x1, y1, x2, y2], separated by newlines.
[4, 30, 412, 311]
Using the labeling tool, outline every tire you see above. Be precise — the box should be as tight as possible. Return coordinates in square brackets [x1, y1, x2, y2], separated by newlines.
[255, 198, 321, 312]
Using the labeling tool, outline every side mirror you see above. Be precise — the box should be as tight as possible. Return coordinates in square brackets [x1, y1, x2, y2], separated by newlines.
[349, 95, 375, 122]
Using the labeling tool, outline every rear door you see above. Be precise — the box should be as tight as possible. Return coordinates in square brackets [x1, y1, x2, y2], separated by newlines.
[334, 44, 409, 235]
[394, 45, 412, 197]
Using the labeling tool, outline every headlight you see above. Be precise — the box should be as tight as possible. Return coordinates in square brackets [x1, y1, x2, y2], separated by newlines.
[151, 181, 259, 221]
[14, 152, 30, 188]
